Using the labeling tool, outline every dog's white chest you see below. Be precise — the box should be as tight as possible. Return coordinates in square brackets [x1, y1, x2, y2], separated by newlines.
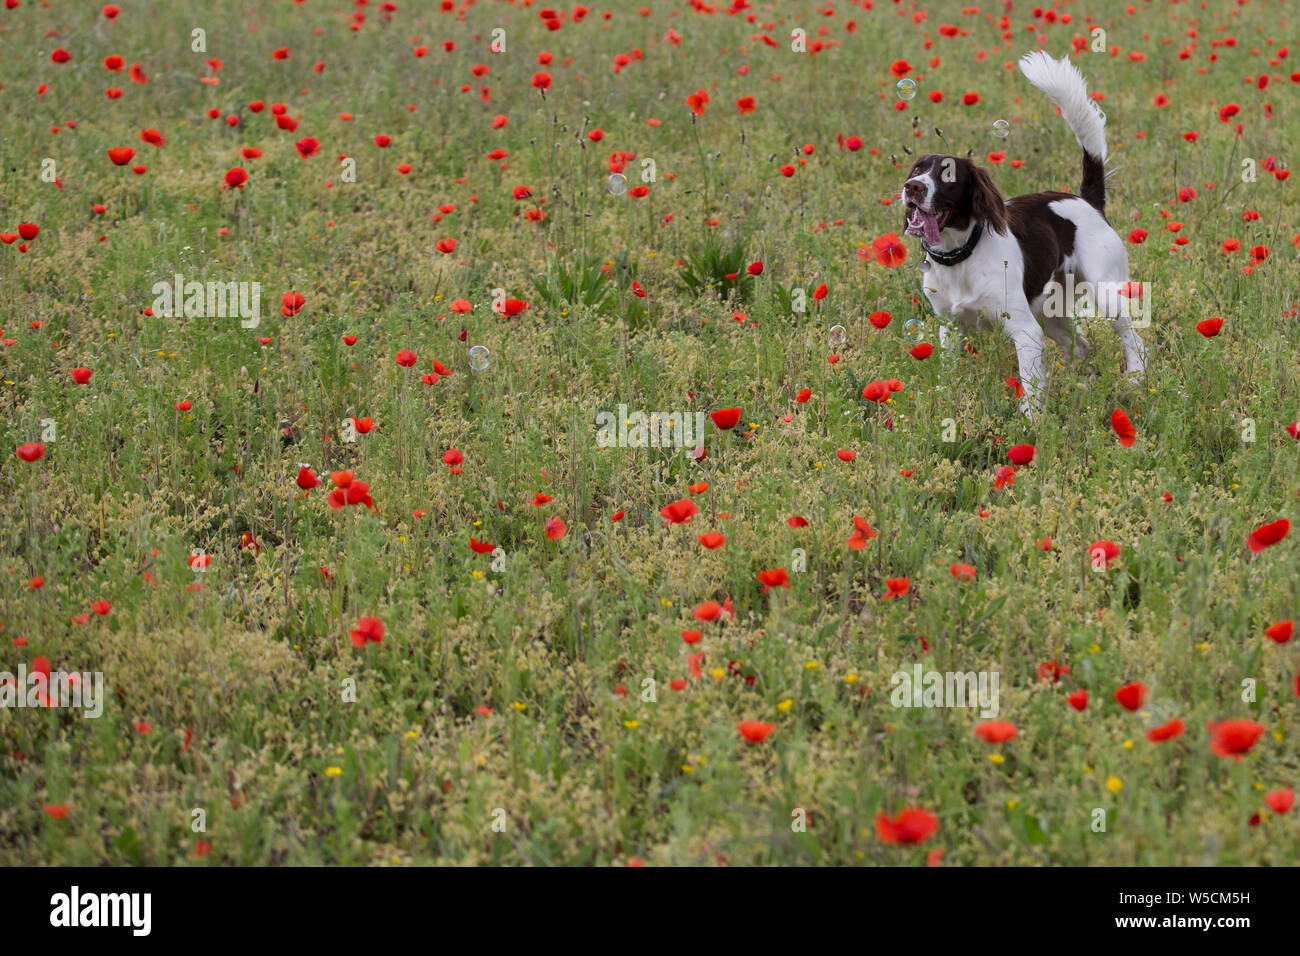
[919, 241, 1015, 330]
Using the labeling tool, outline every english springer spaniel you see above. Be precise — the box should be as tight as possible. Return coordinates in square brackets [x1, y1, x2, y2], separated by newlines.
[902, 51, 1148, 417]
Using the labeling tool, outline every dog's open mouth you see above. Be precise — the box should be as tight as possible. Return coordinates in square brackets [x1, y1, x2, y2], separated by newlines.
[905, 203, 948, 245]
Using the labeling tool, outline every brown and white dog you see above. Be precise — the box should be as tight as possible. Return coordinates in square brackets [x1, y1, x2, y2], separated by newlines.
[902, 51, 1148, 417]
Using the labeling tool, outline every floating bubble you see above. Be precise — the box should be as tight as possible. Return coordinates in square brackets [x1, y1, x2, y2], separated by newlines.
[606, 173, 627, 196]
[903, 318, 926, 343]
[992, 119, 1011, 139]
[468, 345, 491, 371]
[829, 324, 847, 345]
[896, 78, 918, 101]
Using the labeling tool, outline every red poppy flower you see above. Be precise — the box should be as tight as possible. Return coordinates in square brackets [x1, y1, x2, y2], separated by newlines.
[698, 531, 726, 549]
[1264, 620, 1294, 644]
[1146, 719, 1185, 743]
[395, 349, 418, 367]
[1089, 540, 1121, 569]
[686, 88, 709, 115]
[737, 721, 774, 743]
[862, 381, 890, 403]
[544, 516, 567, 541]
[875, 807, 938, 845]
[1207, 719, 1265, 758]
[881, 577, 910, 600]
[1265, 788, 1295, 814]
[868, 310, 893, 329]
[950, 562, 976, 581]
[660, 499, 699, 524]
[107, 147, 136, 166]
[710, 407, 742, 430]
[16, 441, 47, 462]
[757, 568, 790, 592]
[295, 137, 320, 159]
[693, 600, 723, 622]
[1067, 689, 1089, 711]
[847, 516, 877, 550]
[870, 232, 907, 267]
[1111, 408, 1137, 446]
[1196, 317, 1223, 337]
[43, 804, 71, 820]
[1007, 444, 1035, 466]
[442, 448, 465, 474]
[1115, 681, 1147, 711]
[1247, 518, 1289, 553]
[1037, 660, 1068, 683]
[342, 481, 374, 509]
[296, 466, 320, 490]
[974, 720, 1017, 743]
[224, 168, 248, 189]
[70, 367, 93, 384]
[349, 616, 384, 648]
[495, 297, 527, 317]
[281, 292, 305, 316]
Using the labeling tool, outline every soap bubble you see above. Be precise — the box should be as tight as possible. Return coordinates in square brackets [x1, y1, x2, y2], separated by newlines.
[468, 345, 491, 371]
[992, 119, 1011, 138]
[896, 78, 918, 101]
[903, 319, 926, 343]
[606, 173, 627, 196]
[829, 324, 847, 345]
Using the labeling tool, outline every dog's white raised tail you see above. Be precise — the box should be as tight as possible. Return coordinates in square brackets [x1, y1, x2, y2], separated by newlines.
[1018, 50, 1108, 164]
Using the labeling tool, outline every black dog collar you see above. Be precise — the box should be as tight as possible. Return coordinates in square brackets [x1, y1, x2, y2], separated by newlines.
[922, 223, 983, 266]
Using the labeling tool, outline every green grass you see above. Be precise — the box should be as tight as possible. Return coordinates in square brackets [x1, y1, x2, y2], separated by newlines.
[1, 0, 1297, 866]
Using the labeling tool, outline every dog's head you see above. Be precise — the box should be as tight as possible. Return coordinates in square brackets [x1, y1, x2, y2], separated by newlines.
[902, 154, 1007, 245]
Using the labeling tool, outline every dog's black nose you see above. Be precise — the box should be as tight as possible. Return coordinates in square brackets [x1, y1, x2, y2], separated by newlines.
[903, 180, 924, 201]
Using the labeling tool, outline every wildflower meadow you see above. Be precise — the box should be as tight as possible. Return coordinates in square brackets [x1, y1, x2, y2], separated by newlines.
[1, 0, 1298, 873]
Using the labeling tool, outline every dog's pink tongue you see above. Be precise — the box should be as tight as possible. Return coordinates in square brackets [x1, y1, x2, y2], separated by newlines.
[920, 211, 942, 246]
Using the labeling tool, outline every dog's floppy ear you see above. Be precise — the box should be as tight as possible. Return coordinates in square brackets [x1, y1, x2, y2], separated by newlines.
[969, 164, 1008, 235]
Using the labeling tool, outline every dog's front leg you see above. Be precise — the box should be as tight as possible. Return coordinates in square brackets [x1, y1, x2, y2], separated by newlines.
[938, 323, 955, 351]
[1002, 306, 1049, 418]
